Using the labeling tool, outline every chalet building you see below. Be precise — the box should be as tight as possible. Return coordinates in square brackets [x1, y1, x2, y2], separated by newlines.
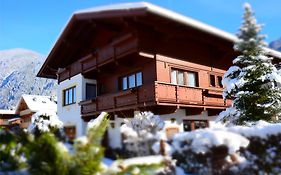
[0, 110, 18, 127]
[0, 95, 57, 129]
[14, 95, 57, 128]
[37, 2, 281, 147]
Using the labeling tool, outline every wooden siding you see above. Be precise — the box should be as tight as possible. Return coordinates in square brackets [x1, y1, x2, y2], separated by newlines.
[58, 33, 139, 83]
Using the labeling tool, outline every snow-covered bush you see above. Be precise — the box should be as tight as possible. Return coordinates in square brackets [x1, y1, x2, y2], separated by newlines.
[27, 133, 70, 175]
[171, 121, 281, 175]
[27, 110, 63, 135]
[228, 121, 281, 174]
[219, 3, 281, 125]
[0, 112, 169, 175]
[69, 112, 109, 175]
[120, 111, 165, 157]
[0, 128, 27, 172]
[107, 155, 175, 175]
[172, 128, 249, 175]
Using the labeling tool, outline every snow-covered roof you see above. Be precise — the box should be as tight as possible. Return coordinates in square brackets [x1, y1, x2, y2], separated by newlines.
[75, 2, 281, 59]
[8, 118, 21, 122]
[15, 94, 57, 113]
[0, 109, 16, 115]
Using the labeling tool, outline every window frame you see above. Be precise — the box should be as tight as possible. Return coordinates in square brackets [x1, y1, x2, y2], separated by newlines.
[171, 68, 199, 87]
[85, 83, 97, 100]
[120, 71, 143, 91]
[63, 86, 76, 106]
[183, 120, 208, 131]
[209, 73, 224, 88]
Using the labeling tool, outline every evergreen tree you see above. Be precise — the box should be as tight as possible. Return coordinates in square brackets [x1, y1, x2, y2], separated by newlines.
[218, 3, 281, 125]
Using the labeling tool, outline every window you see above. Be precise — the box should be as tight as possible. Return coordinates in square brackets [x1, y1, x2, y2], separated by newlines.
[122, 77, 128, 90]
[128, 74, 136, 88]
[210, 74, 216, 87]
[86, 83, 97, 100]
[217, 76, 223, 88]
[187, 72, 197, 87]
[63, 86, 76, 106]
[64, 126, 76, 142]
[183, 120, 208, 131]
[209, 74, 223, 88]
[121, 72, 143, 90]
[136, 72, 142, 86]
[171, 68, 198, 87]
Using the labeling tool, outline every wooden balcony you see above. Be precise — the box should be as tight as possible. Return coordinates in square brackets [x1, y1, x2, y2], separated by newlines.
[80, 82, 229, 116]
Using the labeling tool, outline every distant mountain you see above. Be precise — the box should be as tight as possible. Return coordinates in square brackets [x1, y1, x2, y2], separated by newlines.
[269, 38, 281, 52]
[0, 48, 57, 109]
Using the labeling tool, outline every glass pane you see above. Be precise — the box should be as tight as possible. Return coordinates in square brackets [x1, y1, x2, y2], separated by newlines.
[171, 69, 177, 84]
[122, 77, 127, 90]
[129, 74, 136, 88]
[194, 121, 207, 129]
[178, 71, 184, 85]
[187, 72, 196, 87]
[183, 120, 192, 132]
[73, 87, 76, 103]
[136, 72, 142, 86]
[217, 76, 223, 88]
[210, 74, 215, 86]
[69, 88, 73, 104]
[64, 90, 68, 105]
[86, 84, 96, 100]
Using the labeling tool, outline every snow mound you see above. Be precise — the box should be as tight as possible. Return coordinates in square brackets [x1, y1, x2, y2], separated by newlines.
[173, 128, 249, 154]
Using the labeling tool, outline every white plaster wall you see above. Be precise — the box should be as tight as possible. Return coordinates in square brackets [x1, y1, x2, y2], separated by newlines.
[58, 74, 96, 137]
[107, 116, 124, 149]
[160, 109, 218, 132]
[106, 109, 219, 149]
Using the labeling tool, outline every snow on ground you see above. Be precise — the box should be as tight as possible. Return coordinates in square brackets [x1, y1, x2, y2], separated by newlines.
[173, 127, 249, 154]
[228, 120, 281, 138]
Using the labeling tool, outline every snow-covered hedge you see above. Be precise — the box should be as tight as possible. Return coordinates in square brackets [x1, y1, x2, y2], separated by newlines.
[172, 121, 281, 175]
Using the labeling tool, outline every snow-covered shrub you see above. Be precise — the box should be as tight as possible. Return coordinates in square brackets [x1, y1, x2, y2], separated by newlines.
[69, 112, 109, 175]
[27, 133, 70, 175]
[172, 128, 249, 175]
[27, 110, 63, 139]
[0, 128, 27, 172]
[228, 121, 281, 174]
[106, 155, 175, 175]
[120, 111, 165, 157]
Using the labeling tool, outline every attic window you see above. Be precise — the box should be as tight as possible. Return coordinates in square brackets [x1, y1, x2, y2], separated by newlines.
[42, 101, 46, 104]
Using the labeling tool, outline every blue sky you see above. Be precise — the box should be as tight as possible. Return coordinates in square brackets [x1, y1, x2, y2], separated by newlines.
[1, 0, 281, 55]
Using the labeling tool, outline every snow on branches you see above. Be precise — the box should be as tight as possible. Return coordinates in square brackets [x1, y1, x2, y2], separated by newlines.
[219, 3, 281, 125]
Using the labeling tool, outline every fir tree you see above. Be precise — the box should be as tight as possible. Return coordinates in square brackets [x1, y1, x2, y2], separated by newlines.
[219, 3, 281, 125]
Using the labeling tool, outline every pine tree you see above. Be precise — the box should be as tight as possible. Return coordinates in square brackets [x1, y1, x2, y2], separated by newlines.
[219, 3, 281, 125]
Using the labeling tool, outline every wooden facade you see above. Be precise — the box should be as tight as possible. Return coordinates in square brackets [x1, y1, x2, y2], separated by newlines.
[37, 3, 279, 120]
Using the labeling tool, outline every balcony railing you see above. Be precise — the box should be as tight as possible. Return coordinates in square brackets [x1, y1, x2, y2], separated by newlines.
[80, 81, 228, 115]
[155, 82, 226, 107]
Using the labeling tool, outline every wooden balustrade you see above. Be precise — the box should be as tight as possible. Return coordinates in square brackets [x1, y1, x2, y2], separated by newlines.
[80, 81, 227, 115]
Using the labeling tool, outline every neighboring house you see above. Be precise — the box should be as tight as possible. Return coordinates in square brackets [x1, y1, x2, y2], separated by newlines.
[0, 95, 57, 129]
[37, 2, 281, 148]
[14, 95, 57, 129]
[0, 110, 18, 127]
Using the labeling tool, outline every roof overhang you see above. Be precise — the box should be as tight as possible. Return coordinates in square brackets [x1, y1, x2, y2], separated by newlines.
[37, 2, 281, 79]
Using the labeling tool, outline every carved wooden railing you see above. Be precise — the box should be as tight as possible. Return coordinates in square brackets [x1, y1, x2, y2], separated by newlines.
[80, 82, 227, 115]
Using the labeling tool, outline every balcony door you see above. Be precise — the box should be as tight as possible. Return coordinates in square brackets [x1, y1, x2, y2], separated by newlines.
[86, 83, 97, 100]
